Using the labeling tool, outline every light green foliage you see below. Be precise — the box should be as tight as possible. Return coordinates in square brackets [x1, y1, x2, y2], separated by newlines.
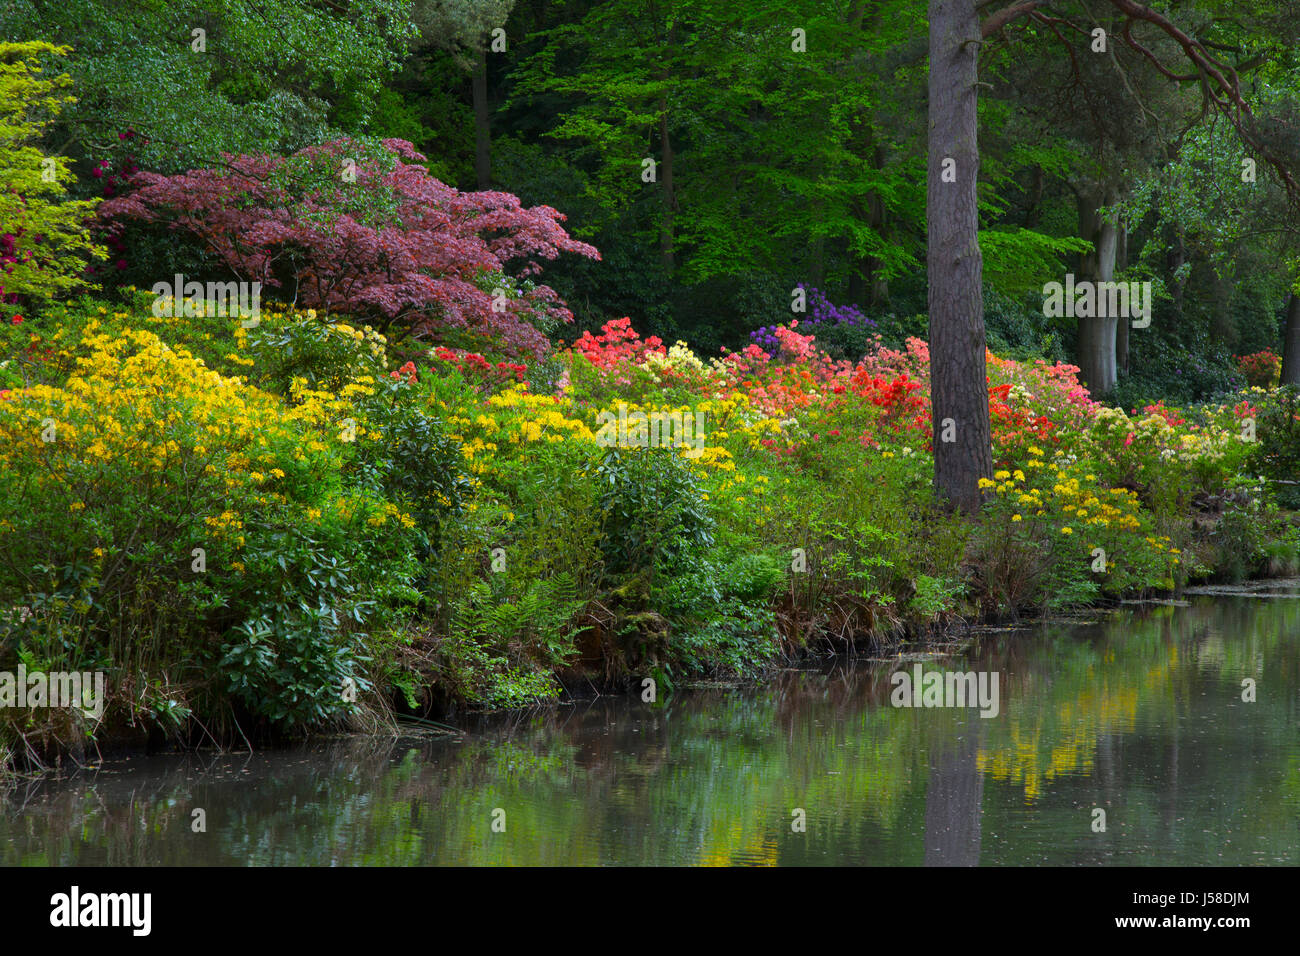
[0, 42, 105, 301]
[3, 1, 418, 170]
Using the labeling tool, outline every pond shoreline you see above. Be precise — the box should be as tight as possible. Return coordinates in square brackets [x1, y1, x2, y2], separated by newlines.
[10, 575, 1297, 783]
[6, 591, 1299, 865]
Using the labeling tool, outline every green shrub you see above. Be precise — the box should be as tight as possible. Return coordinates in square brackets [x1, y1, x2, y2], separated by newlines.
[1250, 386, 1300, 509]
[0, 303, 468, 753]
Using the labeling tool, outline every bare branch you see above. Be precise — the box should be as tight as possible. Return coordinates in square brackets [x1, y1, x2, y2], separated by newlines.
[981, 1, 1044, 38]
[1107, 0, 1300, 199]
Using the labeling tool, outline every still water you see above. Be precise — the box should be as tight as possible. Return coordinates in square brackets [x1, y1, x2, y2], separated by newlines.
[4, 589, 1299, 865]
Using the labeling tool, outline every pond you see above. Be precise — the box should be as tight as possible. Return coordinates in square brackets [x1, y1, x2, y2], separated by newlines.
[4, 588, 1299, 866]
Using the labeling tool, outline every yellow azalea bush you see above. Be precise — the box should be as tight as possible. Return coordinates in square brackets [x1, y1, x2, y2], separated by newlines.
[971, 456, 1179, 612]
[0, 311, 456, 746]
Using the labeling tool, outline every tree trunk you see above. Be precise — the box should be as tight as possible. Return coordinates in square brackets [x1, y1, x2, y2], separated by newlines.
[1282, 292, 1300, 385]
[924, 711, 984, 866]
[809, 230, 825, 288]
[1210, 267, 1234, 347]
[472, 44, 491, 189]
[928, 0, 992, 514]
[1116, 224, 1129, 374]
[1024, 164, 1044, 229]
[1076, 186, 1120, 395]
[1077, 312, 1118, 396]
[862, 144, 891, 305]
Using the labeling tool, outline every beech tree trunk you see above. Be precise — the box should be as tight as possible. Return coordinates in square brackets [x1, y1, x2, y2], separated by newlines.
[1282, 292, 1300, 386]
[1076, 186, 1120, 395]
[928, 0, 992, 514]
[473, 44, 491, 189]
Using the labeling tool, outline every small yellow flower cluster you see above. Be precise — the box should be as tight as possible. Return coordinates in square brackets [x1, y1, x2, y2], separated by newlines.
[364, 501, 416, 528]
[983, 462, 1142, 533]
[695, 445, 736, 471]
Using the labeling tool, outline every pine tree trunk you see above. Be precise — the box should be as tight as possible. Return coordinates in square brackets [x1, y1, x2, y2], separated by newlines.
[928, 0, 992, 514]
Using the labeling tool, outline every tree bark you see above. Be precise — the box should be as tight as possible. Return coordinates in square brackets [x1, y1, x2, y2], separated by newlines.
[1282, 292, 1300, 386]
[1076, 185, 1120, 395]
[472, 44, 491, 189]
[928, 0, 992, 514]
[808, 231, 825, 288]
[1167, 228, 1186, 312]
[1024, 164, 1044, 229]
[1116, 224, 1129, 374]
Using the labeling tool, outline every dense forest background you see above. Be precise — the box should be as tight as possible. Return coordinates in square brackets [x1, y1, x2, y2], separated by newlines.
[7, 0, 1300, 406]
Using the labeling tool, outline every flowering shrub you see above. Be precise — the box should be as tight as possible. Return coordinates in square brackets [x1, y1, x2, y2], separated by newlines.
[1236, 348, 1281, 388]
[1248, 385, 1300, 508]
[99, 137, 600, 357]
[972, 458, 1174, 612]
[0, 300, 477, 752]
[554, 317, 1269, 614]
[0, 327, 417, 730]
[751, 286, 878, 361]
[3, 284, 1292, 769]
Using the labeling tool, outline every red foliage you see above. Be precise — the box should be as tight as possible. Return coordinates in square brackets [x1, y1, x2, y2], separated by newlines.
[99, 138, 599, 357]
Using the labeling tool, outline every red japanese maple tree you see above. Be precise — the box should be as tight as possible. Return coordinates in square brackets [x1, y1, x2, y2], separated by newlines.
[99, 137, 599, 356]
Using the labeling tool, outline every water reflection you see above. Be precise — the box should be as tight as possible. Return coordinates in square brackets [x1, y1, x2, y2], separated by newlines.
[3, 592, 1299, 865]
